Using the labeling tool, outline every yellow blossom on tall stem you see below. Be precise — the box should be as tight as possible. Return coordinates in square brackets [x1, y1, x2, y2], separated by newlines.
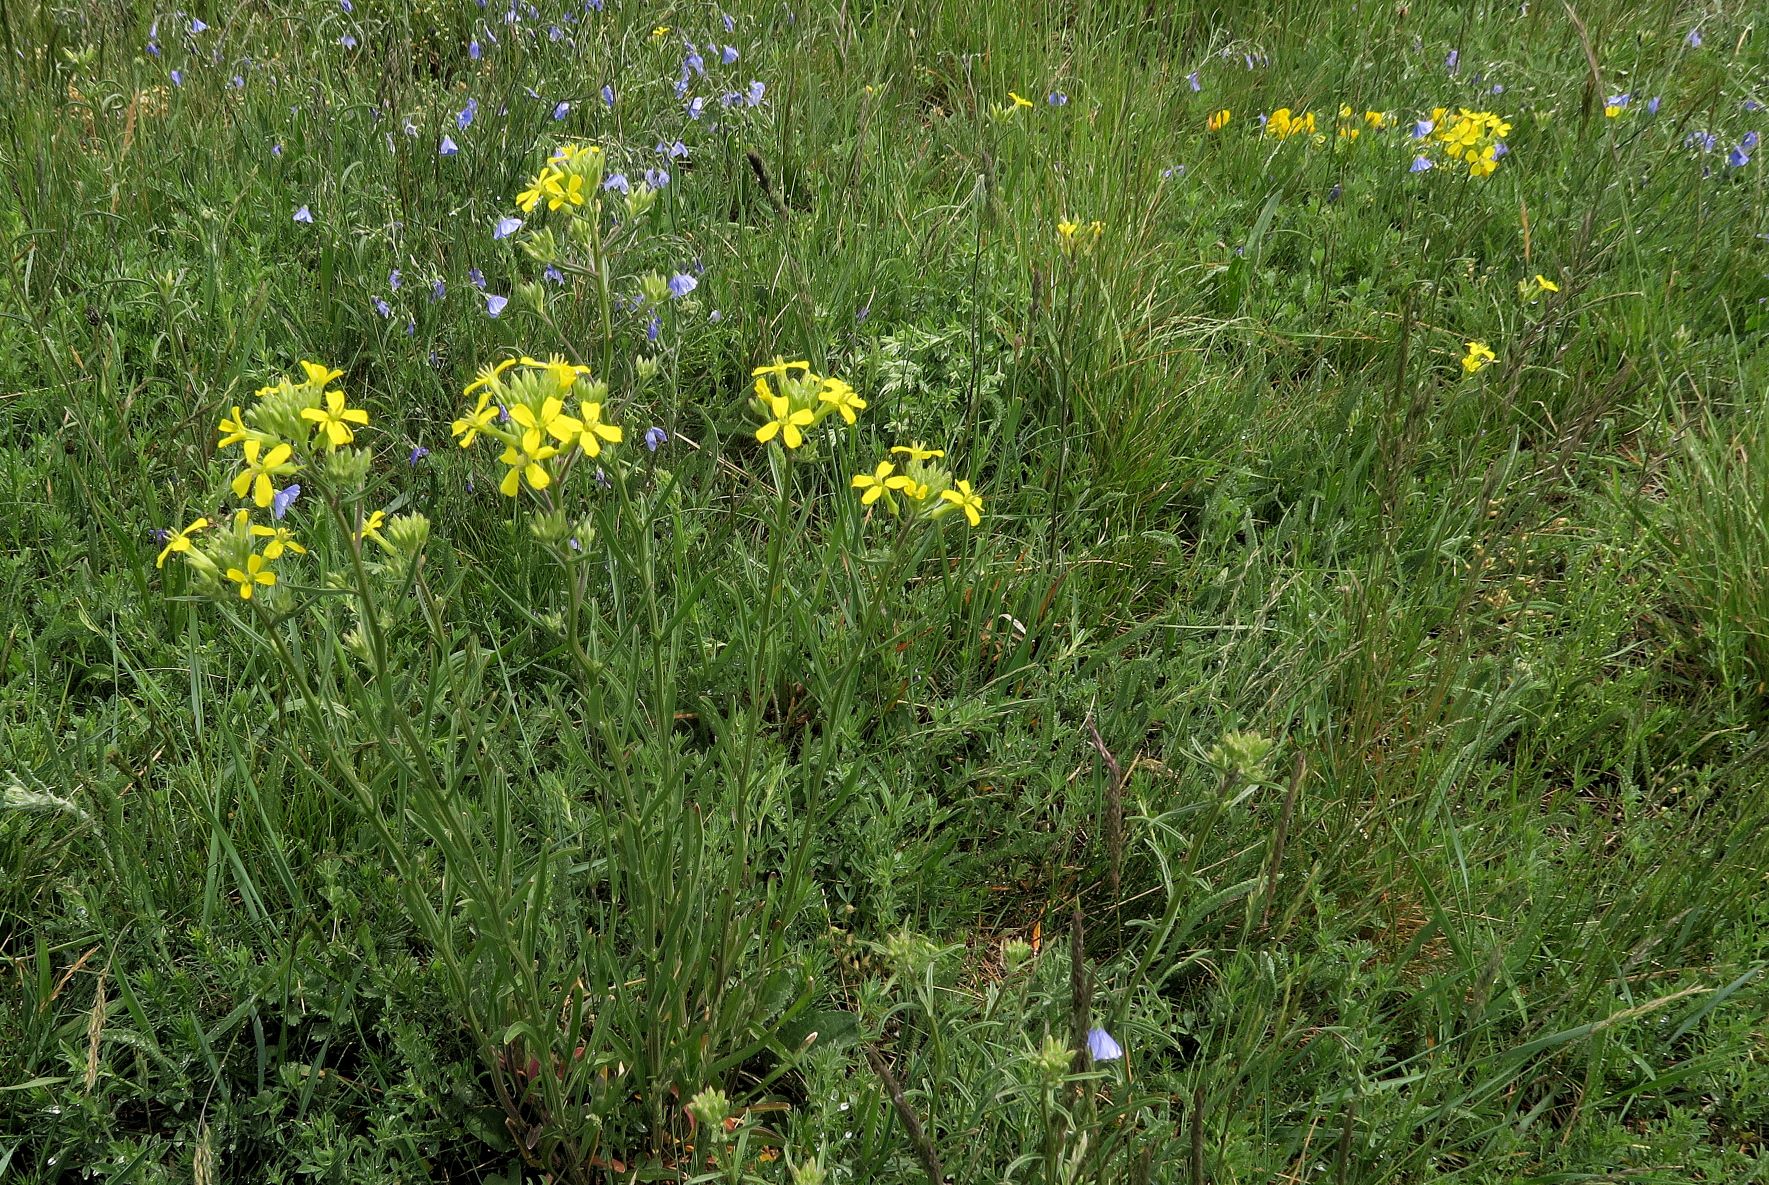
[568, 402, 623, 457]
[298, 360, 344, 389]
[516, 168, 559, 214]
[356, 509, 389, 546]
[217, 406, 256, 449]
[509, 397, 570, 454]
[254, 524, 306, 560]
[940, 480, 985, 526]
[465, 359, 519, 395]
[751, 358, 812, 380]
[498, 442, 559, 496]
[851, 461, 899, 506]
[545, 172, 587, 211]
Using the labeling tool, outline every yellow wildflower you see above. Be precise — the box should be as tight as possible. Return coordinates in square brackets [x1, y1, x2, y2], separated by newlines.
[567, 402, 623, 457]
[817, 377, 867, 425]
[497, 442, 559, 496]
[224, 552, 276, 600]
[1535, 274, 1560, 292]
[509, 397, 570, 454]
[516, 167, 559, 214]
[298, 360, 344, 389]
[251, 523, 306, 560]
[464, 358, 519, 396]
[851, 461, 898, 506]
[890, 443, 945, 462]
[545, 172, 587, 211]
[756, 392, 813, 449]
[1207, 108, 1232, 132]
[356, 509, 387, 545]
[751, 358, 813, 379]
[1461, 341, 1497, 374]
[939, 480, 984, 526]
[452, 392, 498, 447]
[156, 517, 209, 568]
[232, 439, 298, 508]
[1008, 91, 1034, 111]
[299, 388, 370, 449]
[217, 406, 256, 449]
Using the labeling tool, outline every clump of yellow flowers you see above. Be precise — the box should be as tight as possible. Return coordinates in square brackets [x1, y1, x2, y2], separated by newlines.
[851, 443, 985, 527]
[1264, 108, 1317, 140]
[1461, 340, 1497, 374]
[1427, 107, 1511, 177]
[158, 359, 429, 602]
[1335, 105, 1389, 140]
[1057, 219, 1104, 253]
[514, 141, 657, 231]
[452, 354, 620, 497]
[749, 359, 866, 451]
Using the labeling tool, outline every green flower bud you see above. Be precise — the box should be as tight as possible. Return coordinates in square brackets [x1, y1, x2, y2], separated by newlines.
[520, 226, 560, 265]
[880, 929, 940, 979]
[528, 508, 573, 545]
[625, 183, 657, 220]
[686, 1086, 732, 1136]
[1206, 729, 1276, 783]
[1032, 1034, 1070, 1084]
[383, 512, 430, 557]
[321, 446, 375, 492]
[638, 272, 671, 306]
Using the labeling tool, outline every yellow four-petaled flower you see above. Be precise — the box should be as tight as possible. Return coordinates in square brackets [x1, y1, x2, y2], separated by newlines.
[232, 439, 298, 508]
[756, 391, 814, 449]
[940, 480, 984, 527]
[224, 552, 276, 600]
[299, 388, 370, 449]
[817, 377, 867, 425]
[156, 517, 209, 568]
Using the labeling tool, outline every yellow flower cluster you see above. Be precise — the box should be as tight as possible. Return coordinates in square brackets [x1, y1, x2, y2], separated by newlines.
[1057, 219, 1104, 253]
[452, 354, 620, 496]
[1264, 107, 1317, 139]
[1428, 107, 1511, 177]
[1335, 105, 1388, 140]
[1461, 340, 1497, 374]
[750, 359, 866, 450]
[158, 360, 425, 601]
[1206, 109, 1232, 132]
[851, 443, 983, 526]
[517, 143, 606, 215]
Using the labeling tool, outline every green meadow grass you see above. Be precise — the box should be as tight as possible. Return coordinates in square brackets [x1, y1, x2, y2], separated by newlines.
[2, 0, 1767, 1181]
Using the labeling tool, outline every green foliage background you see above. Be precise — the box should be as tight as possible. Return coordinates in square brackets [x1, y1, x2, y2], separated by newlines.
[2, 0, 1766, 1181]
